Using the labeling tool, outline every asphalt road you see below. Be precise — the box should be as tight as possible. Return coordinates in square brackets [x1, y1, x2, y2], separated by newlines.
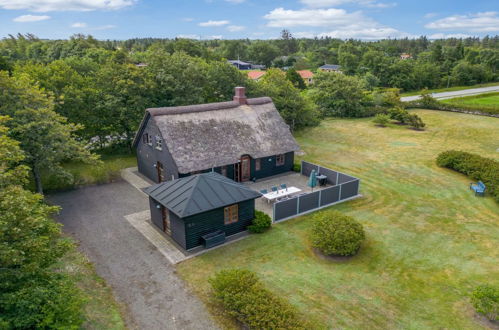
[49, 181, 218, 330]
[401, 85, 499, 102]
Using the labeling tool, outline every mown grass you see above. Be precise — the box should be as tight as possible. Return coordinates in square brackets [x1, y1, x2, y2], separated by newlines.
[58, 248, 126, 330]
[177, 110, 499, 329]
[441, 92, 499, 112]
[40, 153, 136, 192]
[400, 82, 499, 96]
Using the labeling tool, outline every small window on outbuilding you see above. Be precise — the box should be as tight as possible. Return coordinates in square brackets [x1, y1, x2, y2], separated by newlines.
[276, 154, 285, 166]
[155, 135, 162, 150]
[255, 159, 261, 171]
[224, 204, 238, 225]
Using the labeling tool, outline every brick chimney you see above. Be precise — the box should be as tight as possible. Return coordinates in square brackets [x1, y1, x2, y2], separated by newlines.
[233, 86, 247, 105]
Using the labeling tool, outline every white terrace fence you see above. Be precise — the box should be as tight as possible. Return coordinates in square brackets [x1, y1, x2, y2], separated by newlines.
[272, 161, 361, 222]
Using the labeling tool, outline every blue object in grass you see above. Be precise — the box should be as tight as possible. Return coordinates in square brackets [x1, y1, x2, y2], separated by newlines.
[470, 181, 486, 196]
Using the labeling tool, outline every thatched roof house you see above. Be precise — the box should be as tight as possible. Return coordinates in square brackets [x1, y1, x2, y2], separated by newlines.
[133, 87, 300, 183]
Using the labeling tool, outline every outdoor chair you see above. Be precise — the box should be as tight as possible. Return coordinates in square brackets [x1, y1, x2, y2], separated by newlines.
[260, 189, 268, 194]
[280, 184, 287, 191]
[271, 186, 278, 192]
[470, 181, 486, 196]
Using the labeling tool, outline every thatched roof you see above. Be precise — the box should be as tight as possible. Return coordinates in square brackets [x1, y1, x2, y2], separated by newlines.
[134, 95, 300, 174]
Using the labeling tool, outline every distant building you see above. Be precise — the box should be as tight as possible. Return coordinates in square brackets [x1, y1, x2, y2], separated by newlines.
[319, 64, 342, 73]
[247, 71, 266, 81]
[228, 60, 252, 70]
[297, 70, 314, 85]
[400, 53, 412, 60]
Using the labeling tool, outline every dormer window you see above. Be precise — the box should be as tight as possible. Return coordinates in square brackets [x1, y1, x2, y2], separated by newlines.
[155, 135, 163, 150]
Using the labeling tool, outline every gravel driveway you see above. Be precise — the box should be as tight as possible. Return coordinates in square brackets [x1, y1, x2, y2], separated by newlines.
[49, 181, 218, 330]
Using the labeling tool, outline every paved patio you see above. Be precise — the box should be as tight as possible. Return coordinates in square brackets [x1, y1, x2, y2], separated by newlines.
[244, 171, 331, 216]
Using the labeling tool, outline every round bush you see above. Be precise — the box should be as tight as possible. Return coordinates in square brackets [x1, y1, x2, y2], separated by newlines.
[471, 285, 498, 321]
[310, 211, 365, 256]
[248, 210, 272, 233]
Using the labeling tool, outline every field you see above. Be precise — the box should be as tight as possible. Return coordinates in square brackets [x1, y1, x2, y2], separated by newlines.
[400, 82, 499, 96]
[441, 92, 499, 112]
[177, 110, 499, 329]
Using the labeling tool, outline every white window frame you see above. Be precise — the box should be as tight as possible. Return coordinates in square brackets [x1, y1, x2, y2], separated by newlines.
[155, 135, 163, 150]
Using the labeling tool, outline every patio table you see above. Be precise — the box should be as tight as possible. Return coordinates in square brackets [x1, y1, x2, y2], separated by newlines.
[316, 174, 327, 186]
[262, 186, 301, 202]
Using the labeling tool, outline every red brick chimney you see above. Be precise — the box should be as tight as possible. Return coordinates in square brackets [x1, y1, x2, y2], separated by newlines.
[233, 86, 247, 105]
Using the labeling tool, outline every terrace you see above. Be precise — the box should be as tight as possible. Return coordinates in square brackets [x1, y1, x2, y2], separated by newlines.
[246, 161, 361, 222]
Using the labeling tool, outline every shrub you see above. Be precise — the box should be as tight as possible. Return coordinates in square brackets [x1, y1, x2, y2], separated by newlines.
[372, 113, 390, 127]
[389, 106, 410, 124]
[209, 269, 306, 329]
[407, 113, 426, 130]
[437, 150, 499, 203]
[471, 285, 498, 321]
[293, 163, 302, 173]
[310, 211, 365, 256]
[248, 210, 272, 233]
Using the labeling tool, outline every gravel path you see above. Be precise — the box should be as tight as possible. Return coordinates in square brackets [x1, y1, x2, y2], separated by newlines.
[49, 181, 218, 330]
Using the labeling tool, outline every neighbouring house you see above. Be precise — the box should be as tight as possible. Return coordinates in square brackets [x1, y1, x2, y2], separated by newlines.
[228, 60, 252, 70]
[400, 53, 412, 60]
[133, 87, 300, 184]
[319, 64, 342, 73]
[145, 172, 261, 250]
[297, 70, 314, 84]
[247, 70, 266, 81]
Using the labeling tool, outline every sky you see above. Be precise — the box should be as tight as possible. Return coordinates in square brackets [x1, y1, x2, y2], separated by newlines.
[0, 0, 498, 40]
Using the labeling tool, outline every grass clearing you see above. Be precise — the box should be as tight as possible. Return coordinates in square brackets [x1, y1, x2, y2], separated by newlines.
[400, 82, 499, 96]
[40, 153, 136, 192]
[58, 248, 126, 329]
[441, 92, 499, 112]
[177, 110, 499, 329]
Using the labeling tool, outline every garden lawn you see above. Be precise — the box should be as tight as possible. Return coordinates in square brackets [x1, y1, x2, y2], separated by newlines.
[177, 110, 499, 329]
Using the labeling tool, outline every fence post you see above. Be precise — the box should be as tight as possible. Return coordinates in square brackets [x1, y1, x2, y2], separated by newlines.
[301, 160, 304, 175]
[272, 203, 275, 223]
[336, 172, 339, 185]
[339, 183, 343, 200]
[297, 196, 300, 214]
[318, 190, 322, 207]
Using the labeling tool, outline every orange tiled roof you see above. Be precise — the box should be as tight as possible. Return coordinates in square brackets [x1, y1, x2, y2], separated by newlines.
[297, 70, 314, 79]
[247, 71, 266, 80]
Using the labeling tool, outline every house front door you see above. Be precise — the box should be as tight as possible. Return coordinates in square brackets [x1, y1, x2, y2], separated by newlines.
[162, 206, 171, 235]
[156, 161, 165, 182]
[240, 156, 251, 182]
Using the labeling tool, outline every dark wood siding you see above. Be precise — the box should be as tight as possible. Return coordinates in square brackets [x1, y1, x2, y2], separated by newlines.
[183, 199, 255, 250]
[251, 151, 294, 180]
[136, 119, 179, 183]
[149, 197, 163, 230]
[170, 212, 186, 249]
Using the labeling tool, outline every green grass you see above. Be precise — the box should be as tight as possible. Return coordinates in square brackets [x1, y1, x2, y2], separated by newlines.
[177, 110, 499, 329]
[441, 92, 499, 112]
[58, 249, 126, 329]
[41, 153, 136, 192]
[400, 82, 499, 96]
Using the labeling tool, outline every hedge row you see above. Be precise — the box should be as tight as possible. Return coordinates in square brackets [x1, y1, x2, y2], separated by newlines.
[436, 150, 499, 202]
[209, 269, 307, 329]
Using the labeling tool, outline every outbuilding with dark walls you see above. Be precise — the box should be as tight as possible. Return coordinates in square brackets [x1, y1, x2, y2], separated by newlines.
[144, 172, 261, 250]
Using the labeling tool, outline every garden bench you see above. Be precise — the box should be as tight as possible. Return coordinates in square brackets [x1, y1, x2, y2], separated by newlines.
[470, 181, 486, 196]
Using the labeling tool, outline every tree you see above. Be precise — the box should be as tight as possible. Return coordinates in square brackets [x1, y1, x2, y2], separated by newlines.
[247, 41, 279, 68]
[0, 116, 28, 188]
[256, 68, 320, 131]
[308, 72, 371, 117]
[278, 29, 298, 55]
[286, 68, 306, 90]
[0, 72, 98, 194]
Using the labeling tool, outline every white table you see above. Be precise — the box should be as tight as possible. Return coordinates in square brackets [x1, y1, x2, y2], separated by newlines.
[262, 186, 301, 202]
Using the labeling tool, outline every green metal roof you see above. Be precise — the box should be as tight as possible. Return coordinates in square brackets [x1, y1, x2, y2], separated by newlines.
[144, 172, 261, 218]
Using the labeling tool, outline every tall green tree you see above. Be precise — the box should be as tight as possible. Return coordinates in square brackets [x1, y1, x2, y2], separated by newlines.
[247, 41, 279, 68]
[309, 72, 371, 117]
[0, 71, 98, 194]
[256, 68, 319, 131]
[286, 68, 306, 90]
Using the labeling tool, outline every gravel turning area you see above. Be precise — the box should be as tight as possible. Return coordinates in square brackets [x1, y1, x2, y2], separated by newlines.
[49, 181, 218, 330]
